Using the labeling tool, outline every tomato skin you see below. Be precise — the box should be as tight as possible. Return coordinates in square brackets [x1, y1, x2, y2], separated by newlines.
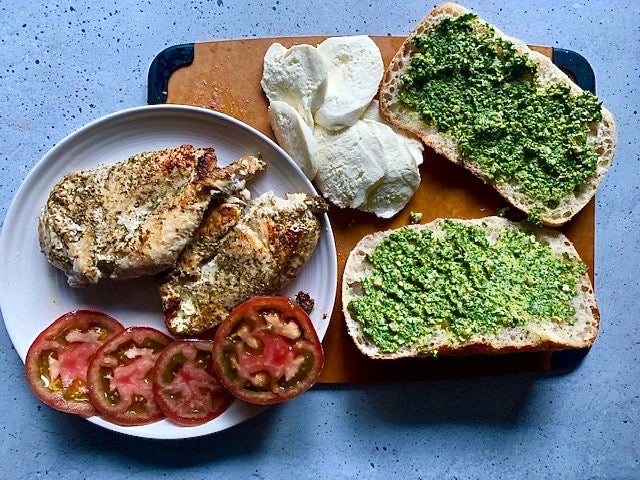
[152, 340, 234, 426]
[87, 326, 173, 426]
[212, 296, 324, 405]
[24, 310, 124, 417]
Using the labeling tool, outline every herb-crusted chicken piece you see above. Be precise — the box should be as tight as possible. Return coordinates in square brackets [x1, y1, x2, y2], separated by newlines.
[38, 144, 265, 286]
[159, 191, 327, 335]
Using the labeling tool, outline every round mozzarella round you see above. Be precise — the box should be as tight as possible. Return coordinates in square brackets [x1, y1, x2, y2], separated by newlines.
[314, 36, 384, 130]
[261, 43, 328, 127]
[268, 100, 318, 179]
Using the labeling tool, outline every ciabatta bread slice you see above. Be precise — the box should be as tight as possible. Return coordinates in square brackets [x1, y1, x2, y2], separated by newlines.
[379, 3, 616, 226]
[342, 216, 599, 359]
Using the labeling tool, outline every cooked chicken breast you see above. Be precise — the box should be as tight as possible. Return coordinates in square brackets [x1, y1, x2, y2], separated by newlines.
[160, 191, 328, 335]
[38, 144, 265, 286]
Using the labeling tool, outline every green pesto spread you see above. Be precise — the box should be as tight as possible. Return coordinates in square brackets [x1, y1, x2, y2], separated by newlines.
[347, 221, 587, 353]
[398, 14, 602, 221]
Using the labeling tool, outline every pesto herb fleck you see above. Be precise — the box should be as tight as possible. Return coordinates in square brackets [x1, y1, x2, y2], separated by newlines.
[408, 211, 423, 224]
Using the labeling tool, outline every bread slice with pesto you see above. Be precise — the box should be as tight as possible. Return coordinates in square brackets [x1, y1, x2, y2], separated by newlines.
[379, 3, 616, 226]
[342, 216, 599, 359]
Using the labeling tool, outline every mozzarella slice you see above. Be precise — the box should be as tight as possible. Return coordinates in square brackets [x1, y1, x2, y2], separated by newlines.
[358, 119, 422, 218]
[261, 43, 328, 127]
[268, 100, 318, 179]
[314, 36, 384, 130]
[361, 99, 387, 124]
[314, 121, 385, 209]
[362, 100, 424, 168]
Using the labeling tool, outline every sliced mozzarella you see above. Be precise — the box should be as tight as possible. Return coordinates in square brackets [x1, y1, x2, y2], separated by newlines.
[361, 99, 385, 123]
[314, 121, 385, 209]
[358, 119, 422, 218]
[362, 100, 424, 168]
[268, 100, 318, 179]
[261, 43, 328, 127]
[314, 36, 384, 130]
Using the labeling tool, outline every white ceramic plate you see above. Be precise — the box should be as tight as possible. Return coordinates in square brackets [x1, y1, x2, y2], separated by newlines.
[0, 105, 337, 439]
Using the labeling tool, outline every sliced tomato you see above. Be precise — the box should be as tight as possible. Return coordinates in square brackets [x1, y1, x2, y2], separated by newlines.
[212, 296, 324, 405]
[24, 310, 124, 417]
[87, 327, 172, 426]
[152, 340, 234, 426]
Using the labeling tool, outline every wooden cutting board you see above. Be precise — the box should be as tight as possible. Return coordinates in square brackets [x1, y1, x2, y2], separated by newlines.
[148, 36, 596, 383]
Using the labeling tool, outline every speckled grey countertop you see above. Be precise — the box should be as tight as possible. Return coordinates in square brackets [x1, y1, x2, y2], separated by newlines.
[1, 1, 638, 478]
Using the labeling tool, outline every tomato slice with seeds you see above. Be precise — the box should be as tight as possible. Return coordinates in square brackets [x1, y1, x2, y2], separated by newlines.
[24, 310, 124, 417]
[152, 340, 234, 426]
[212, 296, 324, 405]
[87, 326, 172, 426]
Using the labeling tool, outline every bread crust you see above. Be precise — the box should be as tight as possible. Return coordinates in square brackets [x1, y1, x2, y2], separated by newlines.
[342, 216, 600, 359]
[379, 3, 616, 226]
